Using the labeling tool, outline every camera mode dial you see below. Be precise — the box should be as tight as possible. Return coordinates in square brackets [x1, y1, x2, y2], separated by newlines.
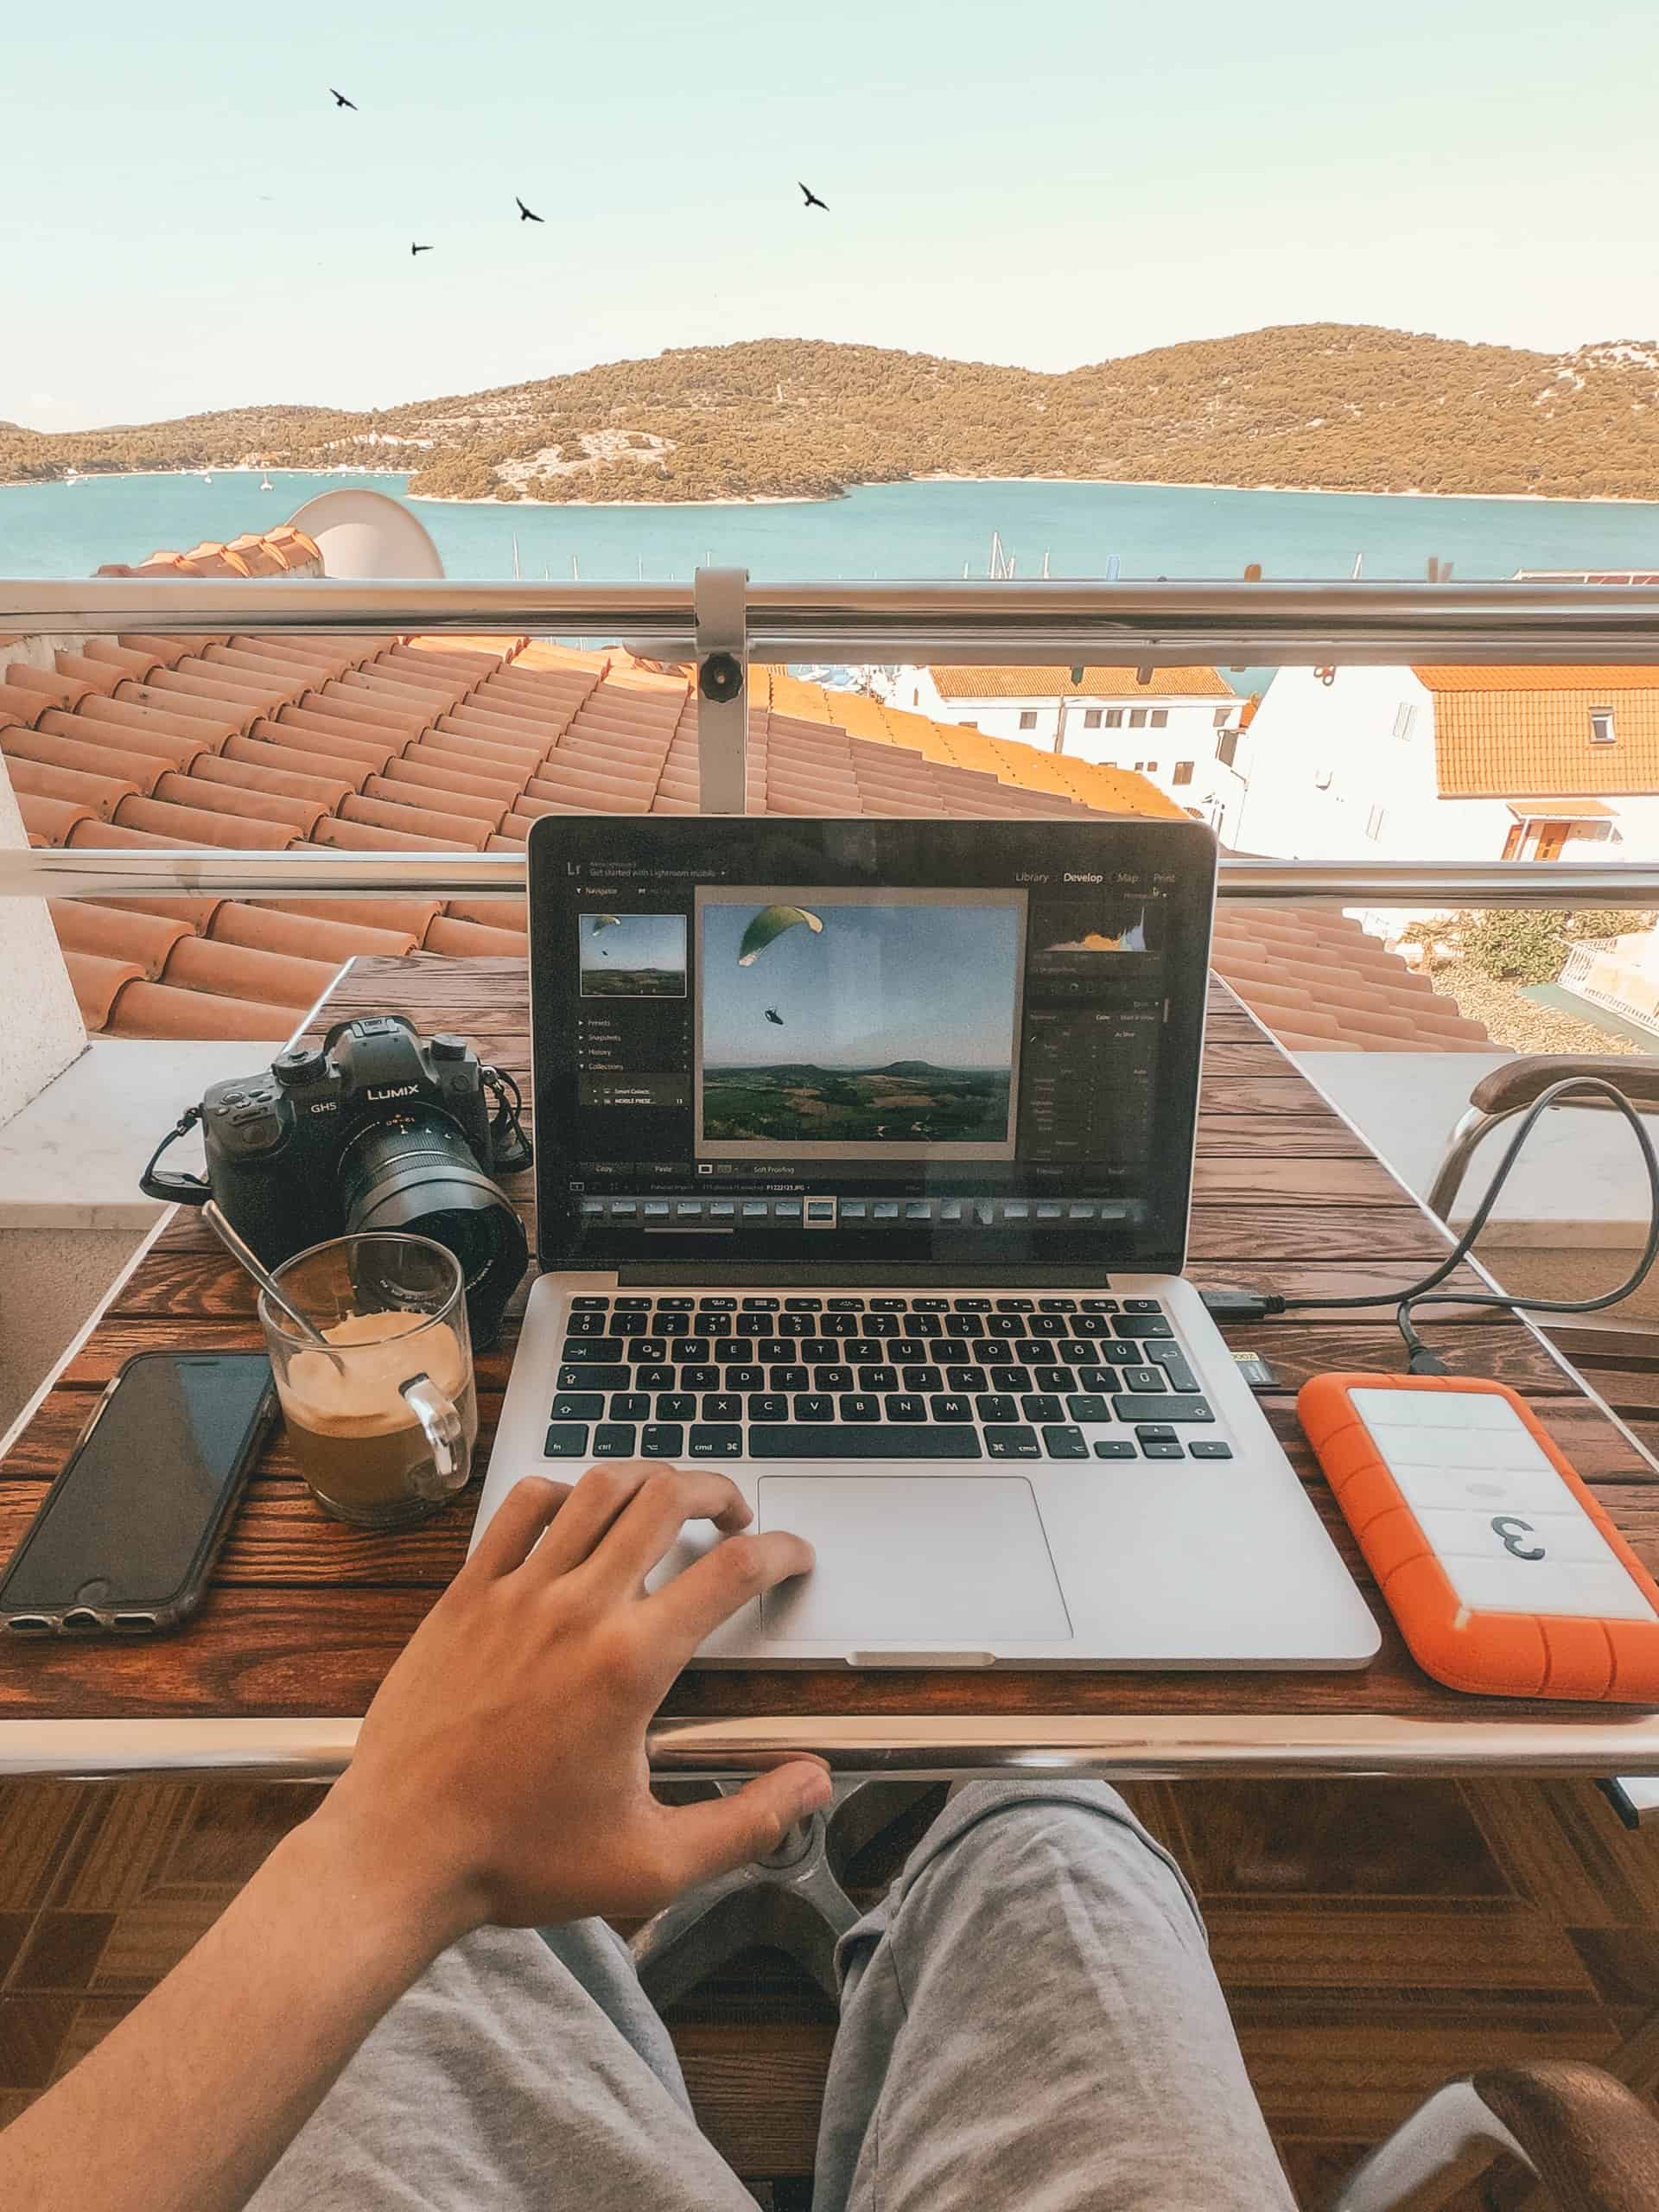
[275, 1046, 327, 1088]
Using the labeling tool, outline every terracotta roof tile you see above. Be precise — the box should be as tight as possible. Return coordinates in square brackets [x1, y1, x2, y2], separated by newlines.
[359, 772, 505, 830]
[113, 794, 296, 850]
[64, 950, 149, 1029]
[160, 933, 337, 1010]
[193, 749, 356, 811]
[444, 897, 526, 933]
[423, 915, 531, 957]
[1414, 668, 1659, 799]
[150, 771, 326, 838]
[5, 754, 140, 819]
[927, 665, 1235, 700]
[31, 709, 207, 775]
[49, 900, 192, 976]
[70, 696, 233, 754]
[18, 791, 96, 845]
[207, 903, 418, 963]
[283, 895, 447, 940]
[4, 662, 99, 714]
[105, 980, 296, 1041]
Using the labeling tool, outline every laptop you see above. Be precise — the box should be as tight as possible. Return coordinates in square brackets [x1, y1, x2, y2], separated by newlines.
[471, 812, 1380, 1670]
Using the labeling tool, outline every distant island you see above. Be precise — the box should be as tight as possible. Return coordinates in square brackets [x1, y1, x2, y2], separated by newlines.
[4, 325, 1659, 505]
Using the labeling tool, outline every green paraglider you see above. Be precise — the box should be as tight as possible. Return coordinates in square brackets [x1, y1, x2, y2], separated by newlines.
[736, 905, 824, 967]
[589, 914, 622, 932]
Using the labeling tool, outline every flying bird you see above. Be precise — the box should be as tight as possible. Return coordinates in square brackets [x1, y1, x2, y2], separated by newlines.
[410, 243, 433, 257]
[765, 1007, 785, 1027]
[798, 181, 829, 210]
[516, 196, 544, 223]
[329, 89, 357, 110]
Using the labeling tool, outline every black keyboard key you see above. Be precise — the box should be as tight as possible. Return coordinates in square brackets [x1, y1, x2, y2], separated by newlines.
[563, 1338, 623, 1363]
[626, 1338, 669, 1363]
[727, 1364, 766, 1391]
[746, 1426, 982, 1459]
[1028, 1313, 1070, 1338]
[559, 1363, 630, 1392]
[570, 1295, 609, 1311]
[1118, 1368, 1168, 1395]
[1039, 1297, 1077, 1313]
[1135, 1423, 1178, 1443]
[983, 1425, 1039, 1459]
[641, 1423, 685, 1458]
[871, 1297, 907, 1313]
[680, 1364, 721, 1391]
[1115, 1314, 1173, 1340]
[814, 1364, 855, 1391]
[907, 1313, 944, 1338]
[912, 1297, 948, 1312]
[544, 1422, 591, 1457]
[1072, 1313, 1113, 1338]
[946, 1364, 983, 1394]
[610, 1392, 651, 1420]
[903, 1365, 944, 1393]
[565, 1313, 607, 1338]
[689, 1425, 743, 1457]
[841, 1394, 880, 1422]
[1033, 1365, 1071, 1393]
[988, 1365, 1031, 1394]
[1146, 1345, 1199, 1392]
[1066, 1394, 1112, 1423]
[946, 1313, 984, 1336]
[748, 1394, 790, 1422]
[715, 1339, 752, 1363]
[1094, 1438, 1137, 1460]
[996, 1297, 1035, 1313]
[1099, 1341, 1141, 1365]
[550, 1391, 604, 1419]
[736, 1313, 771, 1337]
[824, 1313, 861, 1338]
[976, 1392, 1019, 1424]
[859, 1365, 899, 1392]
[612, 1312, 647, 1337]
[699, 1296, 737, 1311]
[703, 1392, 743, 1421]
[795, 1393, 835, 1421]
[828, 1297, 865, 1312]
[865, 1314, 900, 1338]
[615, 1296, 653, 1312]
[657, 1392, 696, 1419]
[1081, 1298, 1119, 1313]
[593, 1423, 637, 1456]
[1141, 1440, 1184, 1460]
[988, 1313, 1027, 1337]
[658, 1312, 690, 1337]
[931, 1393, 972, 1421]
[742, 1297, 779, 1312]
[635, 1365, 676, 1391]
[700, 1312, 732, 1335]
[885, 1393, 925, 1422]
[778, 1313, 816, 1338]
[1124, 1297, 1163, 1313]
[785, 1296, 823, 1312]
[1022, 1393, 1065, 1422]
[891, 1338, 932, 1363]
[1043, 1425, 1089, 1459]
[772, 1364, 810, 1392]
[1190, 1440, 1234, 1459]
[1116, 1394, 1211, 1422]
[954, 1297, 991, 1312]
[680, 1337, 712, 1363]
[658, 1296, 695, 1311]
[1058, 1343, 1095, 1367]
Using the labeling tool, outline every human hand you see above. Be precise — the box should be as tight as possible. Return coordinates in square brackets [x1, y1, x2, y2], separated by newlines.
[311, 1464, 829, 1942]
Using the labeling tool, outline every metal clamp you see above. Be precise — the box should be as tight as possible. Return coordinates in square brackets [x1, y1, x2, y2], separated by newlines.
[694, 565, 750, 816]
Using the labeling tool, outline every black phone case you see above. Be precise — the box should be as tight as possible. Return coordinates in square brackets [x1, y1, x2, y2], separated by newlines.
[0, 1351, 276, 1638]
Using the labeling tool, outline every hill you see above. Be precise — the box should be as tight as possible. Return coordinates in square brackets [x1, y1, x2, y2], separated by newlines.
[4, 326, 1658, 503]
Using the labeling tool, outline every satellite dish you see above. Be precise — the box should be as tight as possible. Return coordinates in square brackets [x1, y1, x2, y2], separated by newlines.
[283, 489, 446, 580]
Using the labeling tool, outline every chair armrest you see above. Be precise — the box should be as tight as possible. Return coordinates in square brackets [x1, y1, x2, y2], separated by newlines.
[1473, 2063, 1659, 2212]
[1469, 1056, 1659, 1115]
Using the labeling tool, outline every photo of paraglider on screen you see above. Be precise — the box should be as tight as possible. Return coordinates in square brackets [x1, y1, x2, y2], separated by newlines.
[578, 912, 688, 998]
[696, 888, 1026, 1160]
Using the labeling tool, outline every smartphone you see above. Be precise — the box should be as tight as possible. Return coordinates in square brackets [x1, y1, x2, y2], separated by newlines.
[1, 1351, 276, 1637]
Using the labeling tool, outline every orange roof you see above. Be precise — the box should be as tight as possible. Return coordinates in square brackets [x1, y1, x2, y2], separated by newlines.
[1413, 668, 1659, 798]
[928, 665, 1235, 701]
[94, 526, 321, 581]
[1211, 906, 1492, 1055]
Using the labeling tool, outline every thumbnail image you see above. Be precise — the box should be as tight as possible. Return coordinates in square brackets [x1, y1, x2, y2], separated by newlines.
[578, 912, 687, 998]
[700, 896, 1020, 1150]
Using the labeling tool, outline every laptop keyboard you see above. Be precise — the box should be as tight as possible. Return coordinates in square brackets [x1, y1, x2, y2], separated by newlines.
[542, 1294, 1233, 1465]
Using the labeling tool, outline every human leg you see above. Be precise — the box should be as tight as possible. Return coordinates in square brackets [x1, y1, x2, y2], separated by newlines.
[249, 1919, 755, 2211]
[814, 1781, 1294, 2212]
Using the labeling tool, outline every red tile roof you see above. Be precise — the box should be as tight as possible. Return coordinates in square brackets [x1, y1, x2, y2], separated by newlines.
[3, 614, 1491, 1058]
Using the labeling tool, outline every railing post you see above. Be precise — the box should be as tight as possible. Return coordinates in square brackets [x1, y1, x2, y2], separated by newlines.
[694, 566, 750, 815]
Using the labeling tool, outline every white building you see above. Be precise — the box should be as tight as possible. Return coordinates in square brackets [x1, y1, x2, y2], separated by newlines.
[1236, 664, 1659, 879]
[880, 664, 1249, 838]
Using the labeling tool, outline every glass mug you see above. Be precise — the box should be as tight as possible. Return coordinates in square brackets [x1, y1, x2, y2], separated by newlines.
[258, 1233, 478, 1529]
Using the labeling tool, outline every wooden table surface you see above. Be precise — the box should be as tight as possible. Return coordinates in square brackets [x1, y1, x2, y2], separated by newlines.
[7, 953, 1659, 1771]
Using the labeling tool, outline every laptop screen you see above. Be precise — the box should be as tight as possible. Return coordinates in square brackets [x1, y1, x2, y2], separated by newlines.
[528, 815, 1217, 1275]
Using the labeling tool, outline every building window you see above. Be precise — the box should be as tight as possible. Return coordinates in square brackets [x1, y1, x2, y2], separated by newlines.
[1129, 708, 1147, 729]
[1173, 761, 1194, 786]
[1150, 709, 1168, 729]
[1393, 702, 1416, 741]
[1103, 708, 1124, 728]
[1217, 729, 1239, 770]
[1365, 804, 1386, 841]
[1018, 709, 1038, 731]
[1213, 707, 1233, 728]
[912, 688, 919, 707]
[1144, 761, 1160, 775]
[1083, 709, 1102, 729]
[1591, 709, 1617, 745]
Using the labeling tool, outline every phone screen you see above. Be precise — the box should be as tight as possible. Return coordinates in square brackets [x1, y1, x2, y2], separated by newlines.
[1, 1355, 274, 1611]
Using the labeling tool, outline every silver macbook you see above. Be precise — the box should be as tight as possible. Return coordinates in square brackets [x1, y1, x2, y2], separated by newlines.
[471, 814, 1379, 1670]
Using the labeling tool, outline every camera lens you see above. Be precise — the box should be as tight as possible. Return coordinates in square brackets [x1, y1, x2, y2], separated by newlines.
[337, 1110, 527, 1346]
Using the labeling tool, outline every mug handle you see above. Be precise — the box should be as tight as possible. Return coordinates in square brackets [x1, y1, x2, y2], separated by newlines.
[397, 1372, 467, 1500]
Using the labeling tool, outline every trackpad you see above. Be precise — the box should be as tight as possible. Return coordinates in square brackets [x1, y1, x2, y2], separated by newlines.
[759, 1477, 1071, 1645]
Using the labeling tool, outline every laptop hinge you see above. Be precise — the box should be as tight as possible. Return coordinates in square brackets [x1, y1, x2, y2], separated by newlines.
[615, 1262, 1132, 1288]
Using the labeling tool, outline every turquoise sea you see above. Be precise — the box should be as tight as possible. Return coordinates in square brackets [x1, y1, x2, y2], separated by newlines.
[5, 469, 1659, 586]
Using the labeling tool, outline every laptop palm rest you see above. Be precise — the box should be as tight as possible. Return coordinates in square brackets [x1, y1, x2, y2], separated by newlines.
[758, 1476, 1072, 1649]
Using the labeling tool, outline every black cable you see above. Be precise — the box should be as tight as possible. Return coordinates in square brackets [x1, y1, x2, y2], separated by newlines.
[1206, 1075, 1659, 1372]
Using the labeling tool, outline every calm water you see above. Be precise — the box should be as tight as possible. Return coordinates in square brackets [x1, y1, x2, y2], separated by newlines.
[6, 469, 1659, 585]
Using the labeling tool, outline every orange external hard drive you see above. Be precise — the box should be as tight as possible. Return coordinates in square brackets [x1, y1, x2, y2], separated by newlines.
[1299, 1372, 1659, 1700]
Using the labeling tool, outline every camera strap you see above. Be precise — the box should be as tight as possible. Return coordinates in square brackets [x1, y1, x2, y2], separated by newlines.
[138, 1106, 212, 1206]
[483, 1067, 534, 1176]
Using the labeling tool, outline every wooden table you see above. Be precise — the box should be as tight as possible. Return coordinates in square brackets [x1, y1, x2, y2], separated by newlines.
[7, 953, 1659, 1781]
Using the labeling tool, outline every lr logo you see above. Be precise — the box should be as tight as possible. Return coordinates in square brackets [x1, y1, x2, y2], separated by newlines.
[1491, 1515, 1546, 1562]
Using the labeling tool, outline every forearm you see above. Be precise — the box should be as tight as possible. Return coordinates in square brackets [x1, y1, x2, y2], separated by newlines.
[0, 1802, 467, 2212]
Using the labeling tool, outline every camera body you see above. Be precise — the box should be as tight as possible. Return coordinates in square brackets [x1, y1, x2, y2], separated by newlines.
[159, 1015, 531, 1346]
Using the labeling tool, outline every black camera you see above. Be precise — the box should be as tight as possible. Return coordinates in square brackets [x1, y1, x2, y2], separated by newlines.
[142, 1016, 533, 1346]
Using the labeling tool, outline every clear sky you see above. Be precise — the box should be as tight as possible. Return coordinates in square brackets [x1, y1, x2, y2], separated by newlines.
[701, 899, 1020, 1070]
[578, 911, 686, 976]
[4, 0, 1656, 429]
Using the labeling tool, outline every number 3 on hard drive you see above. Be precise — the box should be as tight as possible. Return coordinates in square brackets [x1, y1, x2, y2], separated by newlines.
[1491, 1515, 1547, 1563]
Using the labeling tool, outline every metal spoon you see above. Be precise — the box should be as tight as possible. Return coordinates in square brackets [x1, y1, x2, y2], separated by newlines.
[203, 1203, 346, 1372]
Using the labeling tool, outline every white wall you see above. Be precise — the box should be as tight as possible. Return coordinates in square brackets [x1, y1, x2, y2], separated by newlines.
[0, 753, 86, 1130]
